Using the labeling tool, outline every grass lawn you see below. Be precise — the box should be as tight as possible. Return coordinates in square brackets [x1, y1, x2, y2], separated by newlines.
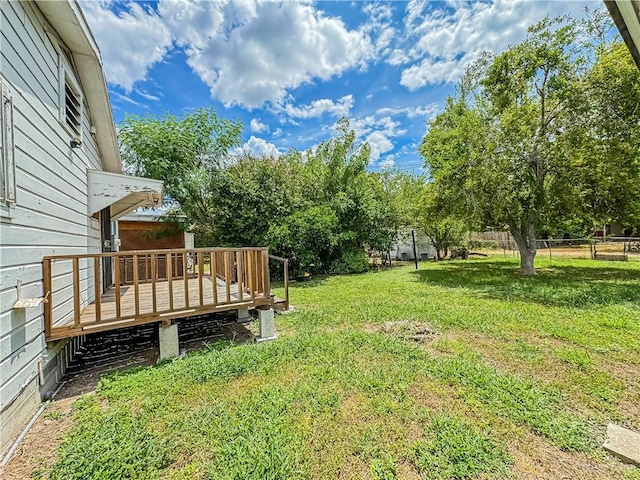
[49, 257, 639, 480]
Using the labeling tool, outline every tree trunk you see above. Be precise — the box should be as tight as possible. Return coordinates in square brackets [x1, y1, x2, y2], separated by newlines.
[509, 223, 537, 275]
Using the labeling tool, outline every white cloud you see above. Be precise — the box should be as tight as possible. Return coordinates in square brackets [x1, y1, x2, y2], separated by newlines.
[239, 136, 280, 158]
[345, 114, 404, 162]
[361, 3, 395, 57]
[283, 95, 354, 120]
[80, 0, 382, 106]
[135, 89, 161, 101]
[366, 131, 394, 161]
[379, 156, 396, 170]
[350, 115, 405, 140]
[375, 103, 440, 119]
[160, 1, 374, 108]
[250, 118, 269, 133]
[397, 0, 593, 89]
[111, 91, 144, 107]
[273, 128, 284, 138]
[401, 57, 470, 91]
[80, 1, 172, 91]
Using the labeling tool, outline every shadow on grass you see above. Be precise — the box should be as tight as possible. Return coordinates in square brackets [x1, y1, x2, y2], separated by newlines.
[286, 275, 331, 289]
[412, 260, 640, 308]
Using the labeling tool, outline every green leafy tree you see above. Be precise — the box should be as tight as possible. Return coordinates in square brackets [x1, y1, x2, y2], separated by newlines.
[208, 152, 306, 247]
[421, 15, 640, 274]
[569, 41, 640, 232]
[418, 183, 470, 260]
[119, 108, 243, 244]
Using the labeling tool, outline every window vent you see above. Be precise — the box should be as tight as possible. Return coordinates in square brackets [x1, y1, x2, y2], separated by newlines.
[64, 77, 81, 136]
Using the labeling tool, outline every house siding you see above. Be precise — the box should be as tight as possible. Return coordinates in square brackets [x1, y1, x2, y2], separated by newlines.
[0, 1, 105, 453]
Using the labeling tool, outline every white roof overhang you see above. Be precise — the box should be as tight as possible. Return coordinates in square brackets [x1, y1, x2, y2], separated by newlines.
[35, 0, 122, 173]
[88, 170, 163, 221]
[605, 1, 640, 69]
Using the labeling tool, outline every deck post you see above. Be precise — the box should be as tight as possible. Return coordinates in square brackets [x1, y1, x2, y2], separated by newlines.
[256, 308, 276, 342]
[158, 322, 180, 360]
[236, 307, 250, 322]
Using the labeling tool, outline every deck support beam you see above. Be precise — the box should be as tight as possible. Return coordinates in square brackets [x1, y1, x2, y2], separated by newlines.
[158, 323, 179, 360]
[236, 307, 251, 322]
[256, 308, 276, 342]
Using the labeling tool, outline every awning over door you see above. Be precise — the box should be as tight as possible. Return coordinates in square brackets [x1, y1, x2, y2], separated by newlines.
[87, 170, 164, 221]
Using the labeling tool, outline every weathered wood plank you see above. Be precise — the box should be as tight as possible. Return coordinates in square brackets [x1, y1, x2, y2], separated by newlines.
[224, 252, 231, 303]
[72, 258, 80, 326]
[184, 252, 189, 308]
[93, 257, 101, 323]
[133, 254, 140, 316]
[43, 258, 52, 340]
[167, 253, 173, 311]
[237, 251, 244, 302]
[198, 252, 204, 306]
[114, 256, 122, 319]
[151, 253, 157, 313]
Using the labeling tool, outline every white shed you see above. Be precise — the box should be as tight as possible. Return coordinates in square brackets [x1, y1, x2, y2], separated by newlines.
[0, 0, 162, 454]
[392, 230, 436, 261]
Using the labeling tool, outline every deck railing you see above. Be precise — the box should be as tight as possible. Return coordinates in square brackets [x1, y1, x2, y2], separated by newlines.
[43, 247, 272, 341]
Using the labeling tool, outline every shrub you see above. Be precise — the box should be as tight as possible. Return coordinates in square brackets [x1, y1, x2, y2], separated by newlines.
[329, 249, 369, 274]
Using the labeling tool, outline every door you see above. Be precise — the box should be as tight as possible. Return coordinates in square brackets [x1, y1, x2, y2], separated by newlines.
[100, 207, 113, 292]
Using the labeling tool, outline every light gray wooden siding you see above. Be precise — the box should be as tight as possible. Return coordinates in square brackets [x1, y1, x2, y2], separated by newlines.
[0, 1, 106, 412]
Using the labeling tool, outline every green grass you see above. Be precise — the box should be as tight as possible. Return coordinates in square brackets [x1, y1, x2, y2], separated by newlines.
[50, 257, 640, 479]
[412, 415, 511, 480]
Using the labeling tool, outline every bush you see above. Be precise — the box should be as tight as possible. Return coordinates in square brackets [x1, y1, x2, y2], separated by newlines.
[329, 249, 369, 274]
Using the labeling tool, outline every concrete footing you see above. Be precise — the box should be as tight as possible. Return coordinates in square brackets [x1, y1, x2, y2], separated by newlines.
[256, 308, 276, 342]
[159, 323, 179, 360]
[236, 307, 251, 322]
[604, 423, 640, 466]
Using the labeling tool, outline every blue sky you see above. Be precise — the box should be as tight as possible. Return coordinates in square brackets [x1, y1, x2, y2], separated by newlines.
[81, 0, 597, 171]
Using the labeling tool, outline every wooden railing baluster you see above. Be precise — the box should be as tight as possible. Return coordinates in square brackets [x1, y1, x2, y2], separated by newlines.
[167, 253, 173, 311]
[262, 249, 270, 299]
[198, 252, 204, 305]
[184, 252, 189, 308]
[73, 258, 80, 326]
[224, 251, 231, 303]
[133, 254, 140, 316]
[211, 251, 218, 305]
[151, 254, 157, 313]
[43, 258, 52, 339]
[94, 257, 101, 323]
[114, 256, 121, 319]
[237, 251, 244, 302]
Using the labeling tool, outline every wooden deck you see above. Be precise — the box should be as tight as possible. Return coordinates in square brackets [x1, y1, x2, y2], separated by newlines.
[43, 247, 287, 341]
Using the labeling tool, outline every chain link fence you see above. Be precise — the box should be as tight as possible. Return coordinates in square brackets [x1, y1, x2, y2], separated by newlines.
[469, 233, 640, 262]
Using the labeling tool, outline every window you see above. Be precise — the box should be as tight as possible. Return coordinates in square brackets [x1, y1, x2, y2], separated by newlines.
[58, 53, 82, 139]
[0, 76, 16, 205]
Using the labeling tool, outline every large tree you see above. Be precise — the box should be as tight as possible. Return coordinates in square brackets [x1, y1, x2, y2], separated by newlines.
[420, 16, 640, 274]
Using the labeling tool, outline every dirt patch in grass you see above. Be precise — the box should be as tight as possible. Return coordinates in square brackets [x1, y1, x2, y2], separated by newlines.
[508, 430, 635, 480]
[336, 455, 371, 480]
[0, 393, 79, 480]
[363, 321, 437, 343]
[395, 461, 422, 479]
